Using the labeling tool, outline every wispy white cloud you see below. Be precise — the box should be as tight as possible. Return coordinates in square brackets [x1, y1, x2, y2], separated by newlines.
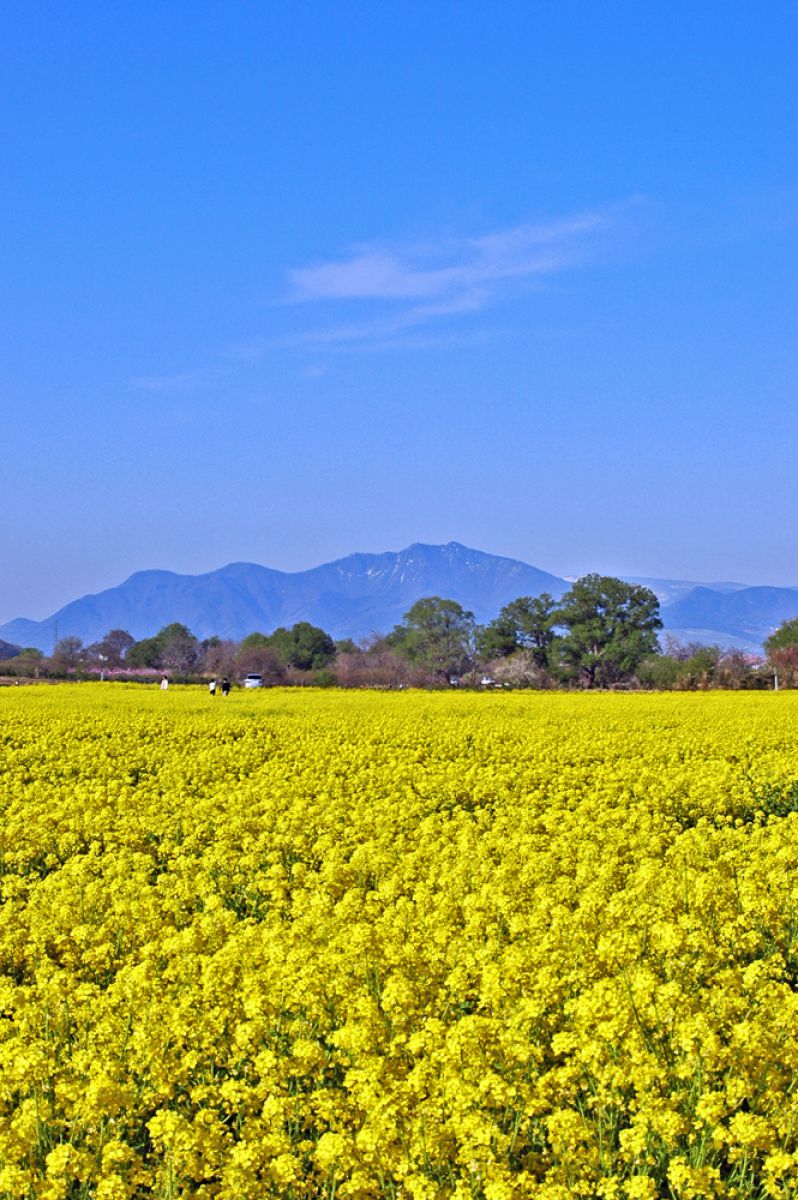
[282, 209, 612, 348]
[223, 291, 488, 357]
[285, 290, 487, 348]
[137, 206, 626, 379]
[289, 213, 604, 301]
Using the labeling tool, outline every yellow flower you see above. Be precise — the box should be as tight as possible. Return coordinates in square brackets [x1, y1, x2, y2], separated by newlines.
[2, 685, 798, 1196]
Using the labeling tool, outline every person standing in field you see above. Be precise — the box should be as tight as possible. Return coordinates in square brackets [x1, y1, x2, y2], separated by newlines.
[209, 678, 217, 696]
[160, 675, 169, 691]
[221, 677, 230, 696]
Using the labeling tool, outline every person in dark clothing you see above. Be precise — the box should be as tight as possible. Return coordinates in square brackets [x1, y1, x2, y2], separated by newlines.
[221, 677, 231, 696]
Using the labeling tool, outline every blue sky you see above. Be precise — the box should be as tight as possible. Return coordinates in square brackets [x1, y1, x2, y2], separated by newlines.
[2, 1, 796, 622]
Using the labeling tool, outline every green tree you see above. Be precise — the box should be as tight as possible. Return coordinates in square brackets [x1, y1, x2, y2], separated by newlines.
[476, 612, 518, 661]
[674, 645, 721, 690]
[556, 575, 662, 688]
[0, 646, 43, 679]
[18, 647, 43, 660]
[125, 623, 199, 672]
[390, 596, 475, 681]
[637, 654, 681, 690]
[763, 620, 798, 687]
[479, 594, 559, 669]
[263, 623, 336, 671]
[765, 618, 798, 657]
[126, 636, 162, 669]
[261, 627, 292, 666]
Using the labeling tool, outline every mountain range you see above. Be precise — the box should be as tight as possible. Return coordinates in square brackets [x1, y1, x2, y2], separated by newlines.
[1, 542, 796, 654]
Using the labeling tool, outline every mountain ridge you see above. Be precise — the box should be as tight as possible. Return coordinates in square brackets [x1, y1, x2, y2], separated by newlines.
[0, 543, 566, 651]
[1, 542, 796, 654]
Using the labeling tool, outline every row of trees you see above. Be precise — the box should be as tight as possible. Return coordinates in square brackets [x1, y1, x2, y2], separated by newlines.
[390, 575, 664, 688]
[3, 576, 796, 689]
[2, 621, 339, 682]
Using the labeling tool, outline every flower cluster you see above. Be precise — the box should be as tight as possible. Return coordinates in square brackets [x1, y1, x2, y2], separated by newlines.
[2, 685, 798, 1198]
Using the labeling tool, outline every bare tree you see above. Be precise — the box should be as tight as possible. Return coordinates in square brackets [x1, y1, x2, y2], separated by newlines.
[51, 636, 86, 671]
[86, 629, 135, 668]
[158, 624, 200, 673]
[202, 639, 238, 678]
[335, 637, 423, 688]
[771, 646, 798, 688]
[235, 644, 285, 684]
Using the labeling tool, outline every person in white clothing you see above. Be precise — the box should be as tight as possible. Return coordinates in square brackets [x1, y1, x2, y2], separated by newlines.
[160, 675, 169, 690]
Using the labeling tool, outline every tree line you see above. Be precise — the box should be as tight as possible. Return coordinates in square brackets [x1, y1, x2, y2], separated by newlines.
[2, 574, 796, 689]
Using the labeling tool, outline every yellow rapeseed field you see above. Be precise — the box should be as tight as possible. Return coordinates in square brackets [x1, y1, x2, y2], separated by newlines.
[2, 685, 798, 1200]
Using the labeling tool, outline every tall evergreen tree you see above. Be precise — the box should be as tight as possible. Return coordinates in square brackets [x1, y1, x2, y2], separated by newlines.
[556, 575, 661, 688]
[390, 597, 475, 681]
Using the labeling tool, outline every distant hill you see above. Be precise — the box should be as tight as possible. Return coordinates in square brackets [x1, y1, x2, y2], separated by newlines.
[622, 576, 749, 607]
[2, 544, 795, 654]
[0, 638, 22, 660]
[660, 586, 798, 651]
[0, 543, 568, 652]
